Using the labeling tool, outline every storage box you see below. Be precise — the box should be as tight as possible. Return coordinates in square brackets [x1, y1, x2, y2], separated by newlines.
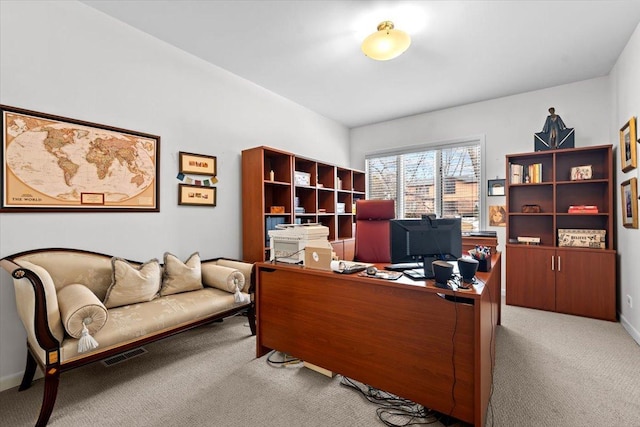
[477, 254, 492, 272]
[521, 204, 541, 213]
[270, 206, 285, 214]
[558, 229, 606, 248]
[294, 171, 311, 186]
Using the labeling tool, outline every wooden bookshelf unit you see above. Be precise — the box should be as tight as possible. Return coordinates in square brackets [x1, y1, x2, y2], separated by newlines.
[505, 145, 616, 321]
[242, 146, 365, 263]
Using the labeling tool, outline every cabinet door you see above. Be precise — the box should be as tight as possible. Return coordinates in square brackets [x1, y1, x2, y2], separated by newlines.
[506, 245, 556, 311]
[555, 249, 616, 321]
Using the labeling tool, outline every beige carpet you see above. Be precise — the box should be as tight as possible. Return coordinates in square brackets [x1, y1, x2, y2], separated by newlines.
[1, 303, 639, 427]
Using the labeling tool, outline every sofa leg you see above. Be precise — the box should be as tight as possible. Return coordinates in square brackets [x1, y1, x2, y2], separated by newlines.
[247, 306, 256, 336]
[18, 350, 37, 391]
[35, 367, 60, 427]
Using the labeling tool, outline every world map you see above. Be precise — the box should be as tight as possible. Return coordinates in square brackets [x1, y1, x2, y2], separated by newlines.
[3, 112, 157, 208]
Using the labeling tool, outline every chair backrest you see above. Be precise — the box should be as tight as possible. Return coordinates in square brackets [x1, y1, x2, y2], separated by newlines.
[354, 199, 395, 263]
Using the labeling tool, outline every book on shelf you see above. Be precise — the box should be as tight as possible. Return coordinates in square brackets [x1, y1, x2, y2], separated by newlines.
[509, 162, 543, 184]
[568, 205, 599, 214]
[526, 163, 543, 183]
[509, 163, 524, 184]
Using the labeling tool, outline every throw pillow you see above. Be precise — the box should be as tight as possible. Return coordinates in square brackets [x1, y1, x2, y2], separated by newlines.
[58, 284, 108, 338]
[201, 264, 245, 293]
[160, 252, 203, 296]
[104, 258, 161, 309]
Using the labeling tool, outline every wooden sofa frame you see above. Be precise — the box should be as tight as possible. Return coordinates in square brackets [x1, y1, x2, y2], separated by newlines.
[0, 248, 256, 427]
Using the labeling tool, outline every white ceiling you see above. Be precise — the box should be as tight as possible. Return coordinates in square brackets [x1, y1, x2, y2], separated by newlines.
[81, 1, 640, 128]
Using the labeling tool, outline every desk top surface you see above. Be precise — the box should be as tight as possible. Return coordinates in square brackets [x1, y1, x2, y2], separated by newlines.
[256, 252, 501, 299]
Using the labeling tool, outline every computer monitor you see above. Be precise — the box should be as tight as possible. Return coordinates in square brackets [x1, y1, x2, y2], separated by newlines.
[390, 216, 463, 267]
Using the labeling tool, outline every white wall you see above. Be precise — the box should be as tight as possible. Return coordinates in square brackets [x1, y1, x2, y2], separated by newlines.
[611, 22, 640, 343]
[0, 0, 349, 389]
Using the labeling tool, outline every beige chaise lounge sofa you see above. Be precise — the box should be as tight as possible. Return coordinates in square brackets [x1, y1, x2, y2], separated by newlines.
[0, 248, 255, 426]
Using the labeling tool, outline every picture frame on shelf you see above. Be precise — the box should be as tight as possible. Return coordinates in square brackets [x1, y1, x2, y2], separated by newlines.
[1, 104, 160, 212]
[179, 151, 217, 176]
[620, 117, 637, 172]
[620, 178, 638, 229]
[178, 184, 216, 207]
[488, 179, 505, 196]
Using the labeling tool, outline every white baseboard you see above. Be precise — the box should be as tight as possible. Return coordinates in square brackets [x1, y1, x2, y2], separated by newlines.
[0, 368, 43, 392]
[0, 372, 23, 392]
[620, 313, 640, 346]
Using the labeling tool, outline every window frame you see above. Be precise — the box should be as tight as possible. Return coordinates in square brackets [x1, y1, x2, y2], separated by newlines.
[364, 135, 487, 230]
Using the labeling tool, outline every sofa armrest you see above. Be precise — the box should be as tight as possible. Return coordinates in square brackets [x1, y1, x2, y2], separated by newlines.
[1, 258, 63, 365]
[207, 258, 254, 293]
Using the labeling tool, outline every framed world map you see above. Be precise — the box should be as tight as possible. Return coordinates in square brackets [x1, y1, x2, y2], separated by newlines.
[1, 105, 160, 212]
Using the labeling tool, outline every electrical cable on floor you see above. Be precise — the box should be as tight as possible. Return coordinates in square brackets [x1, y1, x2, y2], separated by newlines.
[340, 376, 441, 426]
[266, 350, 301, 367]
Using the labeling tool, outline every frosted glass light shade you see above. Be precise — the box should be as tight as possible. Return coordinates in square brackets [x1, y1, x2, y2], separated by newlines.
[361, 21, 411, 61]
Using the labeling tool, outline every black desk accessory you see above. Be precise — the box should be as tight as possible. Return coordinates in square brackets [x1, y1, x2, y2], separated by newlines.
[432, 260, 454, 289]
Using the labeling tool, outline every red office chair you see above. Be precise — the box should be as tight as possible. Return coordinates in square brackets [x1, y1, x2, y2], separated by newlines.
[354, 199, 395, 263]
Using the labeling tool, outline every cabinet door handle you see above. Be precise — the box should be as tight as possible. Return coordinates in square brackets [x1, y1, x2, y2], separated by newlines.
[551, 256, 554, 271]
[557, 256, 561, 272]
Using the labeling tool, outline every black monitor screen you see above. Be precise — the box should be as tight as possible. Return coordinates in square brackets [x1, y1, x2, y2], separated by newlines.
[390, 217, 462, 264]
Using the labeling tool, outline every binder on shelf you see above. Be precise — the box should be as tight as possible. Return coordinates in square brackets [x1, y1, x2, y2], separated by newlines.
[265, 216, 287, 246]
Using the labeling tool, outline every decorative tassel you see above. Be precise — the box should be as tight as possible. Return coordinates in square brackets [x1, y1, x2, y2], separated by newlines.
[77, 323, 99, 353]
[234, 287, 250, 304]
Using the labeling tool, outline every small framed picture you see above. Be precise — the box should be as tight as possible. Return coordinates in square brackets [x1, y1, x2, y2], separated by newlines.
[620, 117, 637, 172]
[621, 178, 638, 228]
[178, 184, 216, 207]
[179, 151, 217, 176]
[488, 179, 505, 196]
[489, 205, 506, 226]
[570, 165, 592, 181]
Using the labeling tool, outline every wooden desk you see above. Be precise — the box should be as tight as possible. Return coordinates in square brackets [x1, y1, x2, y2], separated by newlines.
[255, 253, 501, 426]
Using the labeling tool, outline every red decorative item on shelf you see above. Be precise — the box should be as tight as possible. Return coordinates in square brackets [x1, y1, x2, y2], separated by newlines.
[568, 205, 599, 214]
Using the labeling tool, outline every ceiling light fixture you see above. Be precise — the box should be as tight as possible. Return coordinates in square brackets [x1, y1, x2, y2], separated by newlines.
[361, 21, 411, 61]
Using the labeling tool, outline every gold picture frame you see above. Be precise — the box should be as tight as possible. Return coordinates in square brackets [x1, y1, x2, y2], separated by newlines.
[620, 117, 637, 172]
[621, 178, 638, 229]
[178, 184, 216, 207]
[179, 151, 216, 176]
[1, 104, 160, 212]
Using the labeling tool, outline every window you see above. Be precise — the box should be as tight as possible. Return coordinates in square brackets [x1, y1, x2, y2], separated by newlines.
[366, 138, 483, 232]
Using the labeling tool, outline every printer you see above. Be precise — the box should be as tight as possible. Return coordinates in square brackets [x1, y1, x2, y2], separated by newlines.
[268, 223, 330, 263]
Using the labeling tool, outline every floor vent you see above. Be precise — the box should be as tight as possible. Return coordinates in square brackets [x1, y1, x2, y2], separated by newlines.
[101, 347, 147, 367]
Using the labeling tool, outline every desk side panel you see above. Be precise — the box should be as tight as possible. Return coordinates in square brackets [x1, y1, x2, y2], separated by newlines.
[256, 266, 476, 423]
